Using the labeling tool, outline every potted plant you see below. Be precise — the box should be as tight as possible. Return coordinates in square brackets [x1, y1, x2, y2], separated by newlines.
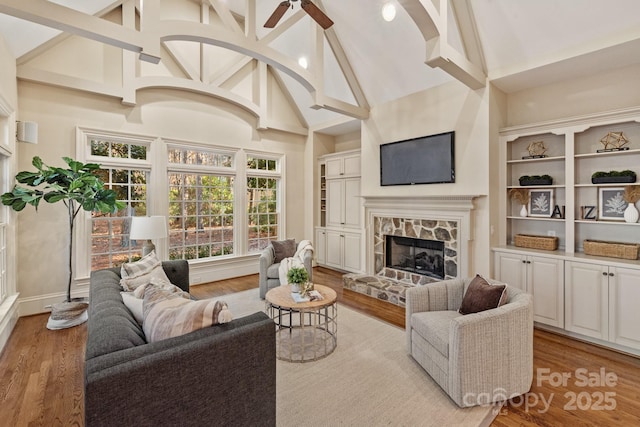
[519, 174, 552, 186]
[623, 185, 640, 223]
[287, 266, 309, 293]
[591, 170, 637, 184]
[1, 156, 124, 329]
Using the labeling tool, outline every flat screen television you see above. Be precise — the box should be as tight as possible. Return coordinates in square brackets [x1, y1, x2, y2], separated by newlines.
[380, 131, 455, 186]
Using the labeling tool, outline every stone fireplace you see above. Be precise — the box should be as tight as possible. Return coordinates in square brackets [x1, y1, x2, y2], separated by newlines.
[343, 195, 477, 307]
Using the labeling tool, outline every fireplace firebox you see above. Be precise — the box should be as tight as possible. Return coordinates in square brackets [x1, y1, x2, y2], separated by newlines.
[385, 235, 445, 280]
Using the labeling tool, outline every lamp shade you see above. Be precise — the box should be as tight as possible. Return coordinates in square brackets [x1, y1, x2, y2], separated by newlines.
[129, 216, 168, 240]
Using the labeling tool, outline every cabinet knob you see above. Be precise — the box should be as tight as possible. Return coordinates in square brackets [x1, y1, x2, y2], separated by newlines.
[526, 260, 531, 264]
[522, 260, 526, 264]
[602, 272, 608, 276]
[609, 272, 614, 277]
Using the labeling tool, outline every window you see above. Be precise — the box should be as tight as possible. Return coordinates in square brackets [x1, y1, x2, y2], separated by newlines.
[86, 134, 151, 269]
[247, 155, 281, 252]
[168, 146, 235, 260]
[91, 168, 148, 269]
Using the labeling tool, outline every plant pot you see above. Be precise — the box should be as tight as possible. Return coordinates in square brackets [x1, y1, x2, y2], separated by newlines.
[291, 283, 302, 293]
[519, 178, 552, 186]
[591, 176, 636, 184]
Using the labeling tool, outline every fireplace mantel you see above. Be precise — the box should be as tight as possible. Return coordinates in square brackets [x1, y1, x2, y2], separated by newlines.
[362, 195, 481, 280]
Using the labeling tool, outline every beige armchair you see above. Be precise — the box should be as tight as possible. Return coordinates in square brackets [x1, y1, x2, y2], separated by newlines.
[406, 277, 533, 407]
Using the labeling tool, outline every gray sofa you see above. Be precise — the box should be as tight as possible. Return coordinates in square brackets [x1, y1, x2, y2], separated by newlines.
[85, 260, 276, 427]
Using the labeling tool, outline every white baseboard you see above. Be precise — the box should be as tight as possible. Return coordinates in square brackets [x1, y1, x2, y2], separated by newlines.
[0, 294, 20, 354]
[18, 290, 90, 317]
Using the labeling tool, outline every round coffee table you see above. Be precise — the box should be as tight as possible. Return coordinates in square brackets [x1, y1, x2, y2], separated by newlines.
[265, 284, 337, 362]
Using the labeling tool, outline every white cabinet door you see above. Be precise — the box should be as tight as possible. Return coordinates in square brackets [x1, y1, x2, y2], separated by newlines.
[494, 251, 527, 291]
[343, 178, 361, 229]
[325, 230, 343, 269]
[529, 255, 564, 328]
[326, 180, 344, 228]
[342, 154, 361, 177]
[325, 158, 343, 179]
[315, 228, 326, 265]
[609, 267, 640, 350]
[565, 261, 608, 340]
[495, 250, 564, 327]
[343, 232, 361, 272]
[324, 153, 361, 179]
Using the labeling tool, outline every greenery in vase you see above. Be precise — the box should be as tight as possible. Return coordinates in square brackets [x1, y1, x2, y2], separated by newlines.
[287, 266, 309, 285]
[1, 156, 125, 302]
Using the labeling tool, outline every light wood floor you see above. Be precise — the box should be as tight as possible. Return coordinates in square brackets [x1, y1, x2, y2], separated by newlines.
[1, 266, 639, 426]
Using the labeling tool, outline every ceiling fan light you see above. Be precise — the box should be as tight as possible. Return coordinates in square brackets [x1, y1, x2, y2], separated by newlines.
[382, 3, 396, 22]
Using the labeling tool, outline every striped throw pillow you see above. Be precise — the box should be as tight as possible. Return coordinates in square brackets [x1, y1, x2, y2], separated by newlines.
[142, 284, 233, 342]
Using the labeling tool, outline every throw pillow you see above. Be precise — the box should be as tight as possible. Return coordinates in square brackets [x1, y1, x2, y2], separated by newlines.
[119, 251, 172, 292]
[458, 274, 508, 315]
[121, 291, 144, 324]
[121, 250, 160, 278]
[122, 279, 187, 325]
[142, 284, 233, 342]
[272, 239, 296, 263]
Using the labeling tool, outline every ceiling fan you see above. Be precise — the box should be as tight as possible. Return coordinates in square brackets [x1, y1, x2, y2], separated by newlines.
[264, 0, 334, 30]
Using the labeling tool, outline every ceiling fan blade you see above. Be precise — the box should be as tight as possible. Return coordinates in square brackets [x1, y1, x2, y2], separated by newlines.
[301, 0, 334, 29]
[264, 1, 291, 28]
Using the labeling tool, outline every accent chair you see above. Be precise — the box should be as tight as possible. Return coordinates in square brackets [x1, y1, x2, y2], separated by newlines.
[406, 276, 534, 407]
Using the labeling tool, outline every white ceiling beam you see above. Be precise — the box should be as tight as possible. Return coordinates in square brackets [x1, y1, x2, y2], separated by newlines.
[0, 0, 159, 63]
[255, 61, 268, 129]
[270, 68, 310, 129]
[208, 0, 244, 36]
[201, 2, 210, 84]
[17, 66, 124, 99]
[259, 10, 307, 45]
[398, 0, 486, 90]
[451, 0, 486, 74]
[122, 0, 137, 105]
[162, 42, 201, 82]
[210, 56, 253, 87]
[313, 94, 369, 120]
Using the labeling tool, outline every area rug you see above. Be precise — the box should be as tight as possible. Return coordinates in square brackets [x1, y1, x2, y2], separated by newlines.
[219, 288, 499, 426]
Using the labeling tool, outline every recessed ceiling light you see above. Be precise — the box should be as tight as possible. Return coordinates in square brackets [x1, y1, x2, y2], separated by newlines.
[382, 3, 396, 22]
[298, 57, 308, 69]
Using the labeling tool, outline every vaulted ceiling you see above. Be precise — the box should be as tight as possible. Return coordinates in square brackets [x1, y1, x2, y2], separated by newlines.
[1, 0, 639, 135]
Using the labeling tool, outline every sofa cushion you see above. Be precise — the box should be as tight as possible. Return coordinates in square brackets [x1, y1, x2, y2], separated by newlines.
[411, 310, 460, 358]
[142, 285, 233, 342]
[458, 274, 508, 315]
[119, 251, 172, 292]
[266, 262, 281, 279]
[271, 239, 296, 263]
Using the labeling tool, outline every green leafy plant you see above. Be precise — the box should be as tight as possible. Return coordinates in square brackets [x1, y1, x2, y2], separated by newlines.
[287, 266, 309, 284]
[1, 156, 125, 302]
[592, 170, 637, 178]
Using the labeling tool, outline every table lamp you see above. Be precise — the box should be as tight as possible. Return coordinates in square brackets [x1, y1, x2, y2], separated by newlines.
[129, 216, 168, 257]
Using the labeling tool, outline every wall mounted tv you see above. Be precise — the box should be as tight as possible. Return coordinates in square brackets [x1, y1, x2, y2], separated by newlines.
[380, 131, 455, 186]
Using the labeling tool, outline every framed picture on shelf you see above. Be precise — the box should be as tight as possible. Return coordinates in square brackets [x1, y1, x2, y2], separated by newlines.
[528, 189, 554, 217]
[598, 187, 626, 221]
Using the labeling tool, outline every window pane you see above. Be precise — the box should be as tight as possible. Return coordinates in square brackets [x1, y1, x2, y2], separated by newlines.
[246, 175, 279, 253]
[168, 172, 234, 260]
[91, 166, 148, 269]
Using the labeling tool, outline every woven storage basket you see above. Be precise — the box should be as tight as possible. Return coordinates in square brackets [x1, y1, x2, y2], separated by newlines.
[514, 234, 558, 251]
[583, 239, 640, 260]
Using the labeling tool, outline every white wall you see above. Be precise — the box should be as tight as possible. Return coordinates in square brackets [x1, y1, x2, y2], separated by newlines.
[506, 63, 640, 127]
[16, 81, 308, 314]
[360, 79, 494, 276]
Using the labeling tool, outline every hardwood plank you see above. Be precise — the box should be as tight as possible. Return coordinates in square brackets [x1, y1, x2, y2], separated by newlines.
[1, 266, 639, 426]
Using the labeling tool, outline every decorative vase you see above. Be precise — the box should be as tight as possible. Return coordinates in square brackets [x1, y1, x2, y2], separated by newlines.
[624, 203, 639, 223]
[520, 205, 528, 217]
[291, 283, 302, 293]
